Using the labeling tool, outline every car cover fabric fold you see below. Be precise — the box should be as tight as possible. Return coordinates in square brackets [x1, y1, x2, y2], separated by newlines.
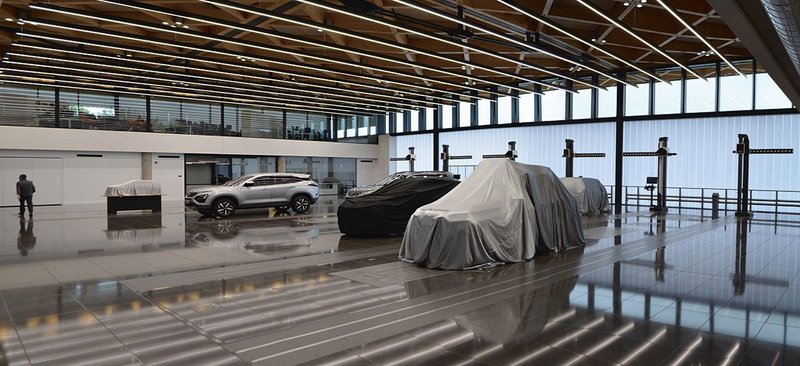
[399, 159, 585, 269]
[337, 177, 459, 237]
[560, 177, 610, 214]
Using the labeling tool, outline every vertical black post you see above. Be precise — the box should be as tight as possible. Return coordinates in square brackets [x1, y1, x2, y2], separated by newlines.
[433, 111, 440, 171]
[591, 75, 599, 119]
[377, 113, 387, 135]
[614, 72, 625, 214]
[441, 144, 450, 172]
[565, 80, 573, 120]
[564, 139, 574, 178]
[511, 89, 520, 123]
[418, 108, 425, 131]
[282, 110, 288, 139]
[736, 134, 751, 216]
[408, 147, 415, 172]
[655, 137, 669, 213]
[751, 59, 757, 110]
[490, 86, 498, 125]
[470, 91, 478, 127]
[534, 84, 542, 122]
[680, 69, 687, 114]
[733, 219, 748, 294]
[648, 70, 656, 116]
[54, 87, 61, 128]
[145, 95, 151, 132]
[715, 61, 722, 112]
[332, 116, 339, 142]
[218, 104, 225, 136]
[113, 94, 121, 120]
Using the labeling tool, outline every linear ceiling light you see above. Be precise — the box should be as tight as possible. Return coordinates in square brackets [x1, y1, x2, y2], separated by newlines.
[2, 61, 403, 113]
[26, 3, 499, 99]
[574, 0, 704, 80]
[0, 68, 386, 115]
[394, 0, 631, 87]
[295, 0, 587, 92]
[200, 0, 546, 95]
[97, 0, 529, 96]
[653, 0, 744, 76]
[13, 32, 461, 105]
[7, 52, 422, 110]
[495, 0, 667, 83]
[0, 77, 373, 116]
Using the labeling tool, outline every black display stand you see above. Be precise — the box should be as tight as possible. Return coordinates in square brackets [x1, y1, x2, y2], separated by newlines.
[107, 195, 162, 215]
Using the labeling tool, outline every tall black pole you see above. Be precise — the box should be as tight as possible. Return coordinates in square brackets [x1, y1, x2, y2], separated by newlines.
[564, 139, 574, 178]
[614, 73, 625, 214]
[656, 137, 669, 212]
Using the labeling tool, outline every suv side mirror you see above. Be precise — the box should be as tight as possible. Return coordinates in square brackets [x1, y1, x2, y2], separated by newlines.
[243, 182, 255, 187]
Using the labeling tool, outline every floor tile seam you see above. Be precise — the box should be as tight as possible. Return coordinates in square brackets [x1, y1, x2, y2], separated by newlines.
[120, 246, 399, 291]
[228, 215, 735, 351]
[0, 296, 33, 365]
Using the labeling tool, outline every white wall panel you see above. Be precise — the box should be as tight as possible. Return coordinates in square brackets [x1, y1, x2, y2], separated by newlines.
[151, 155, 185, 199]
[623, 114, 800, 190]
[0, 158, 63, 206]
[437, 123, 616, 182]
[392, 134, 434, 172]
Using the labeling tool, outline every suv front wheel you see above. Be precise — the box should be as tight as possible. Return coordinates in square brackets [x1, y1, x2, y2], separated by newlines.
[291, 195, 311, 214]
[213, 198, 237, 218]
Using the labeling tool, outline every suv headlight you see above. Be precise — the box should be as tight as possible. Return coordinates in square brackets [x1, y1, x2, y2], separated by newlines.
[195, 194, 209, 203]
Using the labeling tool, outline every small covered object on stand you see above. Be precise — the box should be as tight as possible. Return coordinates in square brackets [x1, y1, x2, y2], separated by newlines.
[104, 180, 162, 214]
[338, 177, 459, 237]
[400, 159, 585, 269]
[560, 177, 610, 215]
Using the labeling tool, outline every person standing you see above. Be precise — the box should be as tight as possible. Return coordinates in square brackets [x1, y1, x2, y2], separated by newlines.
[16, 174, 36, 218]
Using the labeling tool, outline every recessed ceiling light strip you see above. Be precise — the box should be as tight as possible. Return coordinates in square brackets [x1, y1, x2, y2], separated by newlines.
[1, 61, 404, 113]
[495, 0, 667, 83]
[14, 31, 461, 105]
[27, 3, 499, 98]
[97, 0, 529, 95]
[0, 67, 387, 115]
[653, 0, 743, 76]
[0, 77, 376, 116]
[574, 0, 703, 80]
[296, 0, 586, 92]
[200, 0, 546, 94]
[394, 0, 631, 87]
[7, 52, 423, 109]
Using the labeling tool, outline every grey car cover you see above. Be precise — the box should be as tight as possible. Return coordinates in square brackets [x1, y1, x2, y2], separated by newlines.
[399, 159, 585, 269]
[560, 177, 610, 214]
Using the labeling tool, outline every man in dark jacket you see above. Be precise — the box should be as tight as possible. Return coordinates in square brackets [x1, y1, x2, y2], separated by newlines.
[16, 174, 36, 218]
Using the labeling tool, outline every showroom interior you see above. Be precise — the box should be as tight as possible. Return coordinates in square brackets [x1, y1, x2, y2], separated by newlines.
[0, 0, 799, 364]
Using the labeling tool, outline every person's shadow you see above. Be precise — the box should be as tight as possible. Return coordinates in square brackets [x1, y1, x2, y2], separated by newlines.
[17, 219, 36, 257]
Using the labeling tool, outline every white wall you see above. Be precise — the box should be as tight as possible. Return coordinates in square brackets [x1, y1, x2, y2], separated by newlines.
[0, 150, 142, 205]
[151, 154, 185, 198]
[356, 134, 391, 185]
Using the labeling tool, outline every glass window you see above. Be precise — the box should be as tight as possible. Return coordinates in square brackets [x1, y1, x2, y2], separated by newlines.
[756, 65, 793, 109]
[720, 61, 753, 111]
[60, 90, 117, 131]
[441, 105, 453, 129]
[625, 73, 650, 116]
[498, 96, 512, 124]
[308, 114, 330, 141]
[541, 87, 566, 121]
[118, 95, 147, 132]
[458, 101, 472, 127]
[337, 116, 345, 138]
[409, 110, 419, 132]
[346, 116, 357, 136]
[654, 68, 682, 115]
[571, 84, 592, 120]
[182, 101, 221, 136]
[597, 79, 617, 118]
[477, 98, 491, 125]
[0, 84, 56, 128]
[358, 116, 369, 136]
[685, 64, 716, 113]
[425, 107, 434, 130]
[149, 98, 180, 133]
[394, 111, 404, 133]
[237, 106, 283, 139]
[519, 92, 536, 122]
[224, 105, 241, 136]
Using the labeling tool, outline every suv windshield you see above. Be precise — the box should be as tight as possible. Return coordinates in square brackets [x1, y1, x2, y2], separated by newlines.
[223, 175, 254, 187]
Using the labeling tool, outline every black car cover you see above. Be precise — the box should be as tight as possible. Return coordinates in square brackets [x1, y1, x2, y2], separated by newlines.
[337, 177, 459, 237]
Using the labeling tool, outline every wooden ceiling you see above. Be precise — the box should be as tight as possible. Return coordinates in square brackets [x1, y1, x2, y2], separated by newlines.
[0, 0, 750, 115]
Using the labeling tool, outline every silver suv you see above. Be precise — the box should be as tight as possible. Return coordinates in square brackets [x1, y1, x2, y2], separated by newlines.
[185, 173, 320, 217]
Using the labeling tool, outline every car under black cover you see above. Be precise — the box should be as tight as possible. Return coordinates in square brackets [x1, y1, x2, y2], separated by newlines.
[337, 177, 459, 237]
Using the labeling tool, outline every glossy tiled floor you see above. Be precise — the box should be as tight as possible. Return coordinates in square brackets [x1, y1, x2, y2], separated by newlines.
[0, 199, 798, 365]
